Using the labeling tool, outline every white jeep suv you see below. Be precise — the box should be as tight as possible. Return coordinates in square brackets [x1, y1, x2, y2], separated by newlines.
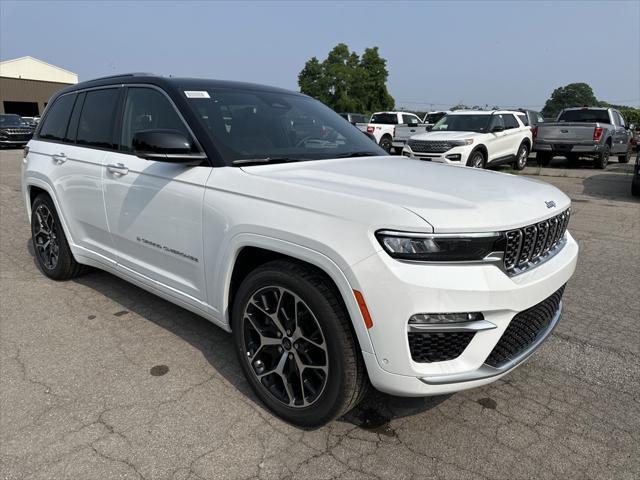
[402, 110, 533, 170]
[23, 75, 577, 427]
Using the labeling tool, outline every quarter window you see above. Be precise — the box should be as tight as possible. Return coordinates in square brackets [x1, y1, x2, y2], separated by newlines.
[76, 89, 120, 149]
[38, 94, 76, 142]
[120, 87, 194, 152]
[503, 114, 519, 129]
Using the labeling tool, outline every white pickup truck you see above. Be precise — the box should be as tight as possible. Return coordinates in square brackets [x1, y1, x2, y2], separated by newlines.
[366, 111, 422, 153]
[392, 111, 451, 153]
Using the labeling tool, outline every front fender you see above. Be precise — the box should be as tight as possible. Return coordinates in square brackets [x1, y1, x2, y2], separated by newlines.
[213, 232, 375, 354]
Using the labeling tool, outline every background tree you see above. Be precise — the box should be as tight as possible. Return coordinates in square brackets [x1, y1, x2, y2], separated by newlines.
[298, 44, 394, 113]
[542, 82, 640, 125]
[541, 82, 598, 118]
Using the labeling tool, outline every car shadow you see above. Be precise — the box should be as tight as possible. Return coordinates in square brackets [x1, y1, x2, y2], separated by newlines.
[50, 264, 453, 431]
[582, 173, 639, 203]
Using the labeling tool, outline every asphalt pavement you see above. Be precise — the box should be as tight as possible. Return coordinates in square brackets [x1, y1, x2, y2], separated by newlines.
[1, 149, 639, 480]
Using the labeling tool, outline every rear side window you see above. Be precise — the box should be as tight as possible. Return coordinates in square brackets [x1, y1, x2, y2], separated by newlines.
[120, 87, 195, 152]
[76, 88, 120, 149]
[504, 114, 519, 129]
[38, 94, 76, 142]
[370, 113, 398, 124]
[402, 114, 418, 125]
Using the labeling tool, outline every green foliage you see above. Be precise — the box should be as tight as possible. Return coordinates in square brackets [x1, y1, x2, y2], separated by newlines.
[619, 108, 640, 126]
[541, 83, 599, 118]
[542, 82, 640, 125]
[298, 44, 394, 113]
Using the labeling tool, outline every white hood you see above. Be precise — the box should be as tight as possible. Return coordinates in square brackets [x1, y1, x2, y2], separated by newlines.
[242, 157, 571, 233]
[410, 131, 485, 141]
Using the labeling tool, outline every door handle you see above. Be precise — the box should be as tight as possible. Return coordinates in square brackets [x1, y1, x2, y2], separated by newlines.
[52, 153, 67, 164]
[107, 163, 129, 176]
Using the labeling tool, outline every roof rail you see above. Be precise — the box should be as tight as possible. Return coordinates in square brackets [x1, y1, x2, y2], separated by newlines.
[86, 72, 157, 82]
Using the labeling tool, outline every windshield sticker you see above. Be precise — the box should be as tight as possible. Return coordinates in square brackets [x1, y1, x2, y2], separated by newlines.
[184, 90, 210, 99]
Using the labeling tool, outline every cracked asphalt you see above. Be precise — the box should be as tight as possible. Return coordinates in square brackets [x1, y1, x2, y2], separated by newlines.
[1, 149, 639, 479]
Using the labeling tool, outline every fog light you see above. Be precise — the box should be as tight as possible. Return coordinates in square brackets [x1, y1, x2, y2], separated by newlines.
[409, 312, 484, 324]
[445, 154, 462, 161]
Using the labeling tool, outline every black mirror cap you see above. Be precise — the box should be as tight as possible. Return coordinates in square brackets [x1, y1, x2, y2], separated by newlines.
[132, 129, 206, 164]
[425, 125, 434, 131]
[492, 125, 505, 132]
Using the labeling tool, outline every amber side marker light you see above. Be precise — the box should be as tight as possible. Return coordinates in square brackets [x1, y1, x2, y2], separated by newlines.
[353, 290, 373, 329]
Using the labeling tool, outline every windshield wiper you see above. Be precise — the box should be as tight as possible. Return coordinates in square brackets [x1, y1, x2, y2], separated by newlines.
[334, 151, 379, 158]
[232, 157, 302, 166]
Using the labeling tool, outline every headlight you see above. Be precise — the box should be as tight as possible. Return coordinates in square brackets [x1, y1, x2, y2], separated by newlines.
[450, 139, 474, 146]
[375, 230, 504, 262]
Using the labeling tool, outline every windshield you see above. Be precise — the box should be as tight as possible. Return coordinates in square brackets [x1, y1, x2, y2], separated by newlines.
[370, 113, 398, 124]
[432, 114, 490, 133]
[0, 115, 27, 127]
[185, 90, 385, 164]
[558, 109, 610, 123]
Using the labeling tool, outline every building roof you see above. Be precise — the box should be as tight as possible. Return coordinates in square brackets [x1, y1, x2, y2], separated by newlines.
[0, 56, 78, 84]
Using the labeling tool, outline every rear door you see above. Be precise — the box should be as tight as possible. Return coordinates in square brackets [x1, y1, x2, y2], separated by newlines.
[502, 114, 523, 156]
[612, 111, 629, 154]
[32, 89, 119, 263]
[102, 86, 212, 303]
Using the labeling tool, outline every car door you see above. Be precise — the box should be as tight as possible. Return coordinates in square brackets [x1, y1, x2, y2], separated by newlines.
[102, 86, 212, 303]
[34, 89, 118, 263]
[612, 111, 629, 154]
[502, 114, 523, 156]
[486, 114, 509, 161]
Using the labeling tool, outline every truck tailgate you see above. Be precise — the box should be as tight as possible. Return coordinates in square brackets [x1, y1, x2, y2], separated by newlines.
[394, 124, 428, 142]
[538, 122, 597, 143]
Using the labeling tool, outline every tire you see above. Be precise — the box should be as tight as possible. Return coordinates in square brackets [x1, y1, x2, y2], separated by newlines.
[632, 175, 640, 197]
[537, 152, 552, 166]
[618, 148, 630, 164]
[594, 144, 610, 169]
[31, 194, 87, 280]
[513, 143, 529, 170]
[379, 136, 392, 153]
[231, 260, 367, 427]
[466, 149, 485, 168]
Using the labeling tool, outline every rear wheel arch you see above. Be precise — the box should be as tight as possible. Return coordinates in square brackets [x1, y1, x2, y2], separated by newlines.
[25, 182, 75, 250]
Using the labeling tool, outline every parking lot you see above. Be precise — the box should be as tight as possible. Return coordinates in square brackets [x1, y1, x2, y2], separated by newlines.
[1, 148, 638, 479]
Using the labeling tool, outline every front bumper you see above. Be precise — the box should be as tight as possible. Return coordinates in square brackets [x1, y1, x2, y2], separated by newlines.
[401, 144, 472, 166]
[351, 231, 578, 396]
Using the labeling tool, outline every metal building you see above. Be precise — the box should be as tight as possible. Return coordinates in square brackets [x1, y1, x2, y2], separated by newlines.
[0, 56, 78, 116]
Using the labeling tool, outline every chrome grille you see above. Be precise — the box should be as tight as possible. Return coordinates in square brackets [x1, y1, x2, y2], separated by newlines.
[407, 139, 452, 153]
[4, 128, 33, 135]
[504, 209, 570, 273]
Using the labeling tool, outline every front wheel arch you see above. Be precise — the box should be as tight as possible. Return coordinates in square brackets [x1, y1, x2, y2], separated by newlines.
[224, 242, 374, 353]
[466, 146, 487, 168]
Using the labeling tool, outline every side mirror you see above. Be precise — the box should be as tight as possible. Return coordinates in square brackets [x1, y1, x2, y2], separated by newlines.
[491, 125, 505, 133]
[425, 125, 434, 131]
[628, 123, 635, 131]
[132, 129, 206, 164]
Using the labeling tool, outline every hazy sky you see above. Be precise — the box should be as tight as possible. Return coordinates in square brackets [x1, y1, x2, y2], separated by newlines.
[1, 1, 639, 110]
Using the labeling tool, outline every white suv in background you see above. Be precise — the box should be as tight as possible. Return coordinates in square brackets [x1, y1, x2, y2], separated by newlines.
[403, 111, 533, 169]
[23, 75, 577, 426]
